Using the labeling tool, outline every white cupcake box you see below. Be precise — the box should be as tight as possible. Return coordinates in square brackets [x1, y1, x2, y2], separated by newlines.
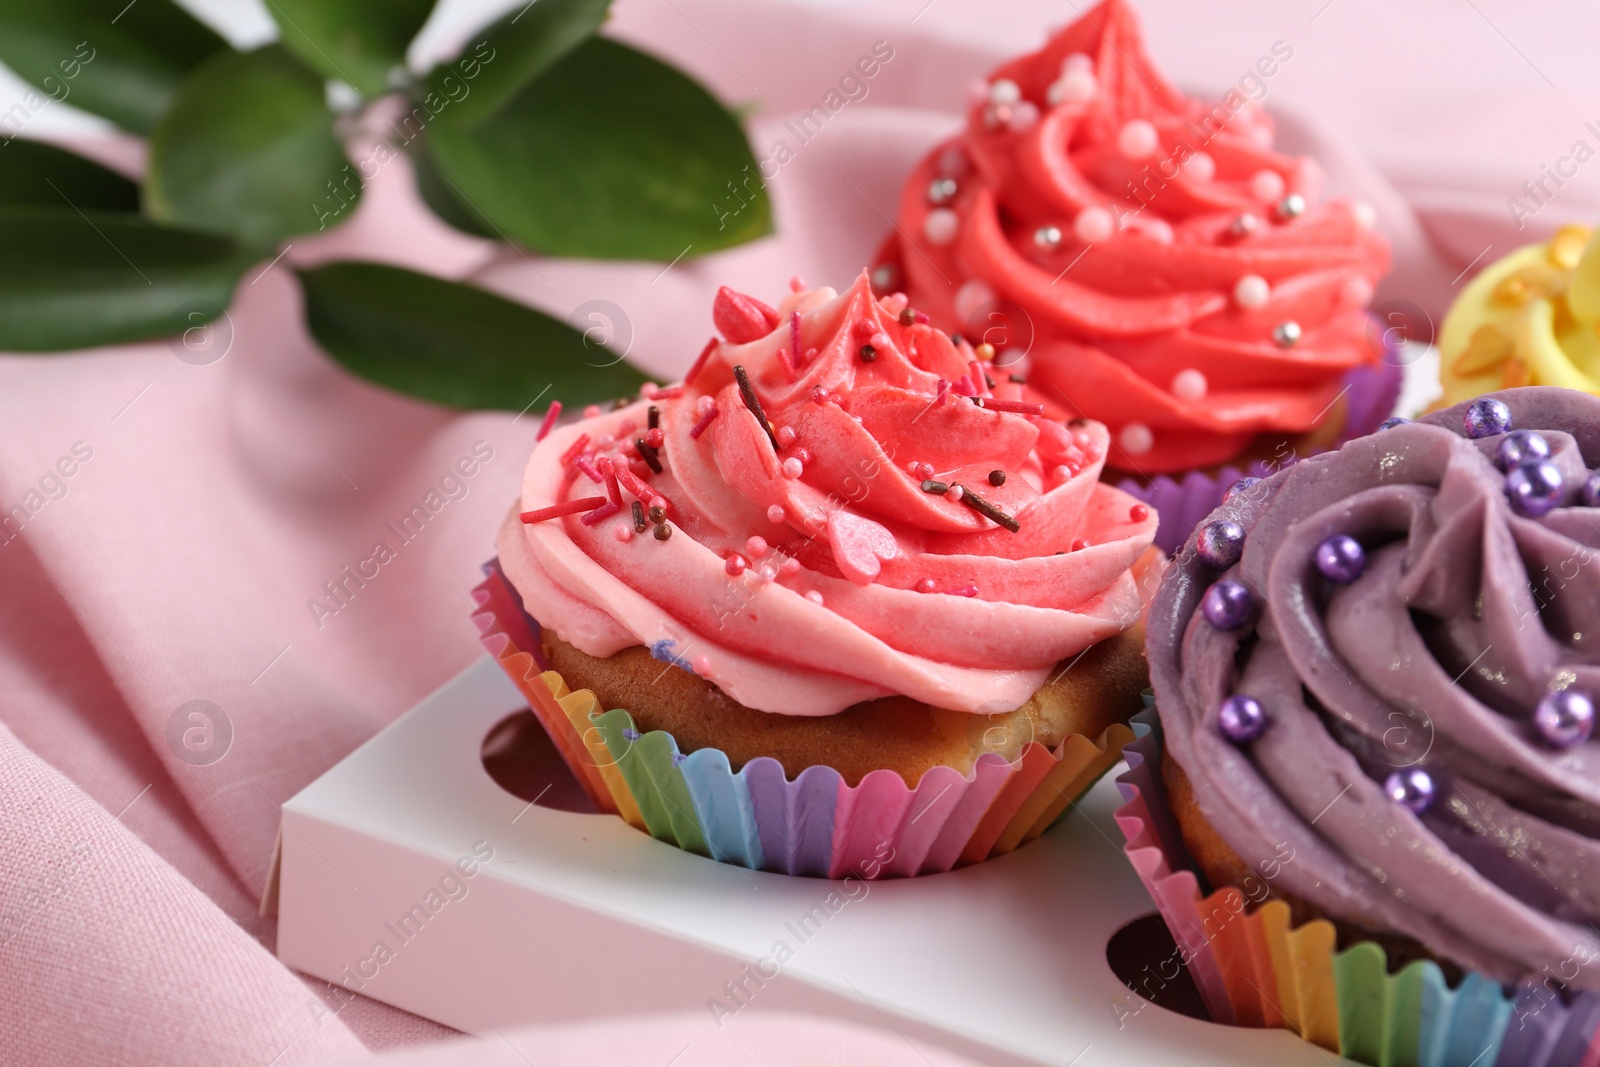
[265, 655, 1340, 1065]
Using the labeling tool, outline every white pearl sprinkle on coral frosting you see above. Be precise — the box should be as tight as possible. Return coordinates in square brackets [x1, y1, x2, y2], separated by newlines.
[923, 208, 959, 245]
[1117, 120, 1159, 160]
[1172, 369, 1208, 401]
[1073, 206, 1115, 244]
[1233, 274, 1270, 308]
[988, 78, 1021, 106]
[1118, 422, 1154, 456]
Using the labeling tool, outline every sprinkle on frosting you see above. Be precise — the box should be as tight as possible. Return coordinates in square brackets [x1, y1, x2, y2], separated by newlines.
[504, 272, 1157, 717]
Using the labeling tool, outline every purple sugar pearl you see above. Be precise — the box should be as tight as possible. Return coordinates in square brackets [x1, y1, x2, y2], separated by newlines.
[1196, 520, 1245, 569]
[1506, 459, 1564, 517]
[1223, 476, 1260, 504]
[1583, 470, 1600, 508]
[1497, 430, 1550, 471]
[1535, 689, 1594, 748]
[1378, 416, 1410, 431]
[1315, 534, 1366, 584]
[1384, 767, 1436, 813]
[1218, 694, 1267, 743]
[1202, 579, 1254, 630]
[1463, 397, 1513, 439]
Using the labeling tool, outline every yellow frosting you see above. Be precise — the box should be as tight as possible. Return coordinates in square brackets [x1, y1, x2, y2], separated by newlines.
[1439, 224, 1600, 400]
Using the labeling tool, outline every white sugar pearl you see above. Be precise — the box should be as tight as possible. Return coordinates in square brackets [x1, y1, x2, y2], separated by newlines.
[782, 457, 803, 478]
[766, 504, 786, 523]
[1352, 201, 1377, 230]
[1063, 52, 1093, 73]
[1250, 169, 1286, 203]
[1172, 369, 1208, 401]
[1118, 422, 1154, 456]
[1073, 205, 1115, 244]
[1047, 68, 1096, 106]
[1117, 119, 1159, 160]
[805, 590, 824, 605]
[923, 208, 959, 245]
[1008, 100, 1040, 132]
[1141, 219, 1174, 245]
[988, 78, 1021, 106]
[955, 279, 995, 321]
[1181, 152, 1215, 182]
[1233, 274, 1270, 308]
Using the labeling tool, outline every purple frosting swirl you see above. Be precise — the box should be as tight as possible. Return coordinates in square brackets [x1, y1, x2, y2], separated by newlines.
[1148, 387, 1600, 987]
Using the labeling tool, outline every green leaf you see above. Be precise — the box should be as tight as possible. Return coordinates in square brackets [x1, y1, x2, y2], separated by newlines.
[0, 208, 250, 351]
[297, 261, 646, 409]
[267, 0, 436, 98]
[407, 136, 495, 239]
[0, 139, 138, 211]
[421, 0, 611, 128]
[146, 45, 355, 250]
[427, 37, 770, 261]
[0, 0, 227, 135]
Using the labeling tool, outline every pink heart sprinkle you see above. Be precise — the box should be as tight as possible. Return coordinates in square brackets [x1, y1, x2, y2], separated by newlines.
[827, 511, 899, 584]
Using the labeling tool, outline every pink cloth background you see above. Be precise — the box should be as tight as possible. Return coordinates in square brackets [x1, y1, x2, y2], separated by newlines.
[1, 0, 1594, 1063]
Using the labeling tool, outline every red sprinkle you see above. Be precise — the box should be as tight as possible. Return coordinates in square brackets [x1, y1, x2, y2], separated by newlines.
[689, 404, 720, 439]
[982, 399, 1047, 416]
[559, 433, 590, 466]
[645, 427, 665, 449]
[949, 584, 978, 597]
[615, 466, 674, 515]
[598, 456, 621, 505]
[968, 361, 987, 396]
[521, 497, 607, 524]
[1072, 538, 1090, 551]
[1130, 504, 1150, 522]
[935, 379, 949, 406]
[579, 501, 620, 526]
[790, 312, 803, 369]
[684, 337, 718, 386]
[573, 455, 603, 483]
[713, 286, 781, 344]
[811, 385, 827, 405]
[535, 401, 562, 442]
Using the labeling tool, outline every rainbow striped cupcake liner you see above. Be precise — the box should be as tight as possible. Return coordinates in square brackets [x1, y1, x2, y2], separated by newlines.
[1114, 707, 1600, 1066]
[471, 560, 1135, 878]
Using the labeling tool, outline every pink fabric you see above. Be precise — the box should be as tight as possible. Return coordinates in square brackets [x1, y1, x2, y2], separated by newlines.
[1, 0, 1593, 1062]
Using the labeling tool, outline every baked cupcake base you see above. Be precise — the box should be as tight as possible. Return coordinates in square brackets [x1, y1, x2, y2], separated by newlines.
[475, 560, 1144, 878]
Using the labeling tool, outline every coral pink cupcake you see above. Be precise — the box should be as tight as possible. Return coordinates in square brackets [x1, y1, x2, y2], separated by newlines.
[874, 0, 1394, 550]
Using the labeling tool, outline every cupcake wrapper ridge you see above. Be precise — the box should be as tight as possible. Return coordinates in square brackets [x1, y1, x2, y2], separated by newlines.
[1114, 703, 1600, 1066]
[472, 560, 1133, 879]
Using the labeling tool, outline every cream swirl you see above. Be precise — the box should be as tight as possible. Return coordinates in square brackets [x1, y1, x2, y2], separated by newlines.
[878, 0, 1390, 474]
[1149, 387, 1600, 985]
[500, 273, 1158, 716]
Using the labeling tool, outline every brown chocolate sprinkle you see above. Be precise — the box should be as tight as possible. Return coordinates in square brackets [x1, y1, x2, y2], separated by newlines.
[634, 437, 663, 474]
[653, 523, 672, 541]
[648, 405, 660, 430]
[1009, 373, 1027, 384]
[952, 483, 1020, 532]
[920, 479, 948, 494]
[858, 344, 876, 362]
[733, 364, 780, 452]
[648, 504, 666, 524]
[898, 308, 916, 327]
[988, 469, 1007, 486]
[632, 500, 646, 532]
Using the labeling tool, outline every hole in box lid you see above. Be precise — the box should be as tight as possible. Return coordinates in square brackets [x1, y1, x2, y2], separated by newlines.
[1105, 913, 1211, 1022]
[481, 709, 600, 815]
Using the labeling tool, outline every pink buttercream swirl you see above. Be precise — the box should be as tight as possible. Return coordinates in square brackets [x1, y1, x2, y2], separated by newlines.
[499, 274, 1157, 716]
